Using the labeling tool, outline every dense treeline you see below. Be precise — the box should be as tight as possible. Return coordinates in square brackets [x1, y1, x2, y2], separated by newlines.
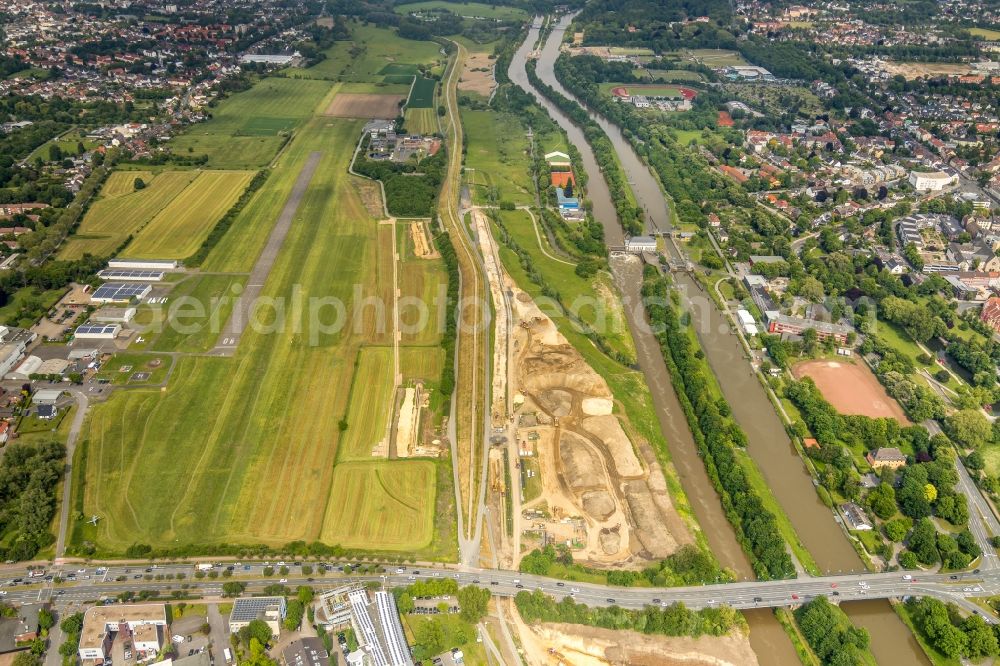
[519, 543, 725, 587]
[573, 0, 733, 50]
[186, 170, 269, 266]
[524, 61, 643, 235]
[352, 146, 446, 217]
[793, 597, 873, 666]
[0, 441, 65, 561]
[515, 590, 745, 637]
[642, 269, 794, 579]
[905, 597, 1000, 660]
[433, 229, 459, 404]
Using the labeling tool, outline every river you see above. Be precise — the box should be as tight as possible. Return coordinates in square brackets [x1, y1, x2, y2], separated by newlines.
[509, 14, 930, 665]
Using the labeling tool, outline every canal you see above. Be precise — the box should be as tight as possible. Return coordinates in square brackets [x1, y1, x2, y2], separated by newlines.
[510, 14, 930, 665]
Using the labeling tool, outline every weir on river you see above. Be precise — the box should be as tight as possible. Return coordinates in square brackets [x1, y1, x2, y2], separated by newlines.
[508, 14, 929, 665]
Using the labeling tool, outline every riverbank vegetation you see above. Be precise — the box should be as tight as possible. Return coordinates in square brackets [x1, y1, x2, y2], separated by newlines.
[903, 597, 1000, 661]
[793, 597, 876, 666]
[642, 268, 795, 579]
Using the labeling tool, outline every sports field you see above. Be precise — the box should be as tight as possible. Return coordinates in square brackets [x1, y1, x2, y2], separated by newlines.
[122, 170, 255, 259]
[604, 83, 696, 99]
[59, 171, 198, 259]
[407, 77, 436, 108]
[405, 107, 438, 134]
[320, 460, 436, 550]
[792, 359, 910, 424]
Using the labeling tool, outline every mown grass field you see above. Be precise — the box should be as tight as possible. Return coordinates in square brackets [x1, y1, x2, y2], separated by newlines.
[294, 25, 443, 83]
[395, 0, 527, 20]
[169, 78, 333, 168]
[61, 170, 252, 261]
[122, 170, 254, 260]
[643, 68, 705, 82]
[338, 346, 395, 461]
[404, 108, 438, 135]
[407, 77, 436, 108]
[132, 274, 247, 353]
[72, 113, 445, 553]
[59, 171, 198, 259]
[969, 27, 1000, 40]
[102, 171, 155, 197]
[461, 110, 534, 206]
[320, 460, 436, 550]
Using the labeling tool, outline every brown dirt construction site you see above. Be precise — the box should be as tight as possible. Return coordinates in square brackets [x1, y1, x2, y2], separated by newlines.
[325, 93, 406, 118]
[509, 286, 693, 568]
[792, 359, 910, 423]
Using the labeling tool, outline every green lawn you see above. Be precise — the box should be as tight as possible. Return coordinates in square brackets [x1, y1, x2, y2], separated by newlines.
[969, 27, 1000, 40]
[462, 110, 535, 206]
[71, 115, 448, 556]
[133, 274, 248, 353]
[402, 614, 488, 665]
[0, 286, 65, 328]
[295, 25, 444, 84]
[169, 78, 333, 168]
[395, 0, 527, 20]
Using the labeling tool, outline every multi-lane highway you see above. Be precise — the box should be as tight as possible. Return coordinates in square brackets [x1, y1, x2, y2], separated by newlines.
[4, 560, 998, 623]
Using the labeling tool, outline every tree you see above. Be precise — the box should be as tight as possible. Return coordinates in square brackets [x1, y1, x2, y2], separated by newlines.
[133, 177, 146, 191]
[866, 483, 897, 520]
[37, 608, 54, 631]
[945, 410, 993, 449]
[12, 652, 39, 666]
[924, 483, 938, 503]
[457, 585, 490, 623]
[907, 517, 939, 565]
[802, 327, 818, 353]
[241, 619, 272, 648]
[222, 582, 246, 597]
[262, 566, 274, 576]
[883, 518, 910, 542]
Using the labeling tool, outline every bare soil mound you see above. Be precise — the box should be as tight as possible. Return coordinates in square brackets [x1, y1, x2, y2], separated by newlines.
[560, 431, 605, 492]
[582, 490, 616, 520]
[581, 416, 644, 478]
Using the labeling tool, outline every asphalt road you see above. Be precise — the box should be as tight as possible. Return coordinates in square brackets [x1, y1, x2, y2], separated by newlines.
[4, 561, 997, 623]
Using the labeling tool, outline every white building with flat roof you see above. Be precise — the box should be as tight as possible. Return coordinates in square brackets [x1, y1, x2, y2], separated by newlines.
[624, 235, 657, 254]
[6, 354, 41, 381]
[78, 603, 166, 662]
[909, 170, 956, 191]
[108, 259, 178, 271]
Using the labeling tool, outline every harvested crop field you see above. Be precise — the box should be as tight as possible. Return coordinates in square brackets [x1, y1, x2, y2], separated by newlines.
[792, 359, 910, 423]
[405, 107, 438, 135]
[458, 51, 496, 97]
[325, 93, 405, 118]
[320, 460, 436, 550]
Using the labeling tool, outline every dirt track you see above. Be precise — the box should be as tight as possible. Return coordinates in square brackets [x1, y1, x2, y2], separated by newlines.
[211, 151, 322, 355]
[792, 359, 910, 423]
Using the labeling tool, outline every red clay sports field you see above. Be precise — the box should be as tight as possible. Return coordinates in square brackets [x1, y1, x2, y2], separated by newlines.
[610, 84, 698, 99]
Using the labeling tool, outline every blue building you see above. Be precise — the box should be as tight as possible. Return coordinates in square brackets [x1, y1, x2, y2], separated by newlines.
[555, 187, 579, 210]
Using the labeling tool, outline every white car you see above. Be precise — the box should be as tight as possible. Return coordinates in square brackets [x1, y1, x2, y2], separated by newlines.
[77, 569, 87, 573]
[279, 578, 288, 583]
[964, 587, 973, 592]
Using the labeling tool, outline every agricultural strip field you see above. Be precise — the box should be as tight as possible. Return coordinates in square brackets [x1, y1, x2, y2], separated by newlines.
[394, 0, 527, 20]
[121, 170, 255, 260]
[325, 93, 406, 118]
[168, 78, 333, 168]
[102, 170, 154, 197]
[338, 346, 396, 462]
[59, 171, 198, 260]
[404, 108, 438, 135]
[71, 114, 445, 553]
[320, 460, 436, 550]
[407, 77, 437, 108]
[461, 109, 534, 206]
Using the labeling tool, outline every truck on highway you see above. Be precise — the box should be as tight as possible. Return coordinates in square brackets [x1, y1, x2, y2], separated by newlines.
[224, 649, 232, 664]
[196, 563, 214, 571]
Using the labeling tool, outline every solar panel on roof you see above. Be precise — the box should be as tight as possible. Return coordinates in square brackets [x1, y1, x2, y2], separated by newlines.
[91, 283, 150, 301]
[75, 324, 119, 335]
[97, 269, 164, 280]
